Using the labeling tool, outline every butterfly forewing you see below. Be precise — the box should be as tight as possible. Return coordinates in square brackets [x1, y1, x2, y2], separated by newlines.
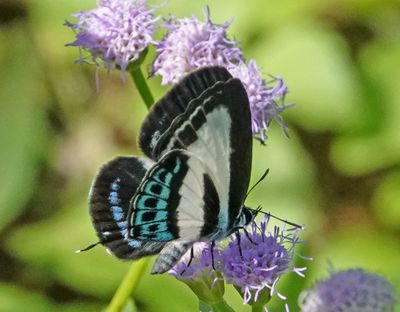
[139, 67, 232, 160]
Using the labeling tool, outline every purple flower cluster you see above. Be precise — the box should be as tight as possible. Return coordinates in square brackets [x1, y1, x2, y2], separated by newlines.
[220, 217, 306, 305]
[227, 61, 290, 142]
[169, 243, 225, 303]
[66, 0, 157, 73]
[152, 13, 290, 142]
[151, 10, 244, 85]
[300, 268, 396, 312]
[66, 3, 290, 141]
[169, 243, 215, 280]
[169, 216, 306, 308]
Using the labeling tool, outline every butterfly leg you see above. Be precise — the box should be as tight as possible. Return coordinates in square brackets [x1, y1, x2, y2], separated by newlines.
[180, 246, 195, 275]
[235, 231, 244, 259]
[243, 227, 257, 245]
[211, 240, 216, 270]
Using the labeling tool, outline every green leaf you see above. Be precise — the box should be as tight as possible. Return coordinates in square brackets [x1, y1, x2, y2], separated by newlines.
[253, 21, 362, 132]
[0, 283, 102, 312]
[0, 25, 49, 231]
[331, 39, 400, 175]
[373, 170, 400, 231]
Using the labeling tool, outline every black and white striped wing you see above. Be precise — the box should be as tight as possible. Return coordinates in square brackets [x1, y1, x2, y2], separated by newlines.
[138, 67, 252, 232]
[128, 149, 222, 274]
[139, 66, 232, 160]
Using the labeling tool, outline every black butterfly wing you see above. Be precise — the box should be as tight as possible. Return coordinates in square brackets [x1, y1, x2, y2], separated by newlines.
[89, 156, 166, 259]
[139, 66, 232, 160]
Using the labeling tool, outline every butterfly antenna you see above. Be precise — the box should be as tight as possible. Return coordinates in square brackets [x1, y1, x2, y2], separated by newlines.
[245, 169, 270, 200]
[75, 241, 102, 254]
[267, 212, 304, 229]
[250, 206, 304, 230]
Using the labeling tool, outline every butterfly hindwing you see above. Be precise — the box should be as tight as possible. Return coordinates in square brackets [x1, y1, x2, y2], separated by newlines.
[89, 156, 166, 259]
[129, 150, 219, 243]
[129, 151, 187, 241]
[151, 240, 194, 274]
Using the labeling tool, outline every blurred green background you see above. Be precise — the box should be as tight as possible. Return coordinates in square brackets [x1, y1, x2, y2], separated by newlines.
[0, 0, 399, 311]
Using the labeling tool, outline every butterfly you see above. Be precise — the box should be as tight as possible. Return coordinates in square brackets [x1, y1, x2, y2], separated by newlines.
[88, 66, 256, 274]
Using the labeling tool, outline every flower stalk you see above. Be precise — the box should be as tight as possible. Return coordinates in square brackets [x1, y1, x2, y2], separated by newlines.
[129, 66, 154, 110]
[201, 299, 236, 312]
[106, 258, 149, 312]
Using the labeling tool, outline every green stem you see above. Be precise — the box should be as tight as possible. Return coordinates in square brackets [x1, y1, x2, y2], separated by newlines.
[129, 66, 154, 110]
[199, 299, 235, 312]
[105, 258, 149, 312]
[251, 302, 265, 312]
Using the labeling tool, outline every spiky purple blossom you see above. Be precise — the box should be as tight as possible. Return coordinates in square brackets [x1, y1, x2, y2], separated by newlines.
[300, 268, 396, 312]
[220, 216, 306, 307]
[152, 12, 244, 85]
[168, 217, 307, 309]
[151, 11, 290, 141]
[66, 0, 157, 73]
[169, 243, 215, 280]
[169, 243, 225, 303]
[227, 60, 290, 143]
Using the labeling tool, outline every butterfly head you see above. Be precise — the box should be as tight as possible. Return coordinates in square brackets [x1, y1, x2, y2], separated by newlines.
[237, 206, 257, 228]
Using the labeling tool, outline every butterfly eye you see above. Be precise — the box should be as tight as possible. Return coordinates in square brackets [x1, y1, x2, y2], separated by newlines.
[238, 207, 254, 227]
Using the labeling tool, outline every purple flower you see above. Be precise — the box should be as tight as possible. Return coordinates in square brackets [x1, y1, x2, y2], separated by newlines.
[151, 10, 244, 85]
[66, 0, 157, 74]
[227, 60, 291, 143]
[220, 216, 307, 307]
[169, 243, 225, 303]
[169, 243, 215, 280]
[151, 9, 289, 141]
[300, 268, 396, 312]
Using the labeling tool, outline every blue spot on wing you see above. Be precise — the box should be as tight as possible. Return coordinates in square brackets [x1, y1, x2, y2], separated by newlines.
[108, 179, 143, 250]
[121, 228, 128, 237]
[108, 191, 120, 206]
[173, 157, 181, 173]
[111, 179, 120, 191]
[127, 239, 141, 248]
[112, 206, 124, 221]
